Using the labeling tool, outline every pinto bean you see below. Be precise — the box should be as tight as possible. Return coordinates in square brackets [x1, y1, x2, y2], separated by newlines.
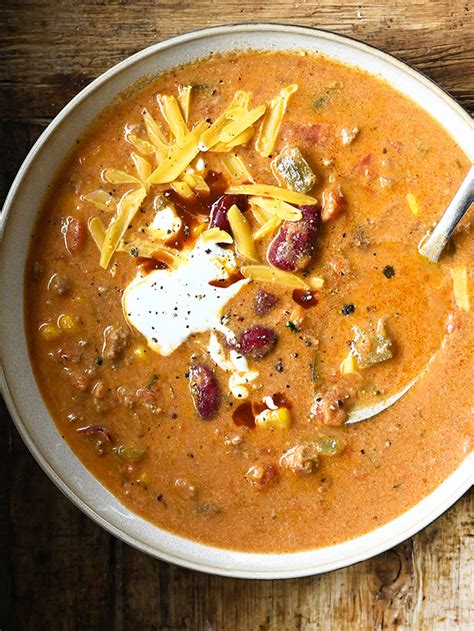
[244, 462, 279, 490]
[236, 325, 278, 359]
[189, 364, 220, 419]
[210, 194, 248, 233]
[267, 204, 321, 271]
[65, 218, 86, 254]
[254, 289, 278, 316]
[321, 188, 346, 222]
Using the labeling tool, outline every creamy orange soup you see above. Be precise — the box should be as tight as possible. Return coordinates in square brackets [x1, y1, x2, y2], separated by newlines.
[25, 51, 472, 552]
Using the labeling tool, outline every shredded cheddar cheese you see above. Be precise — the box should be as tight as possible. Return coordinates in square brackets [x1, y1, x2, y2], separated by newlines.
[82, 190, 116, 211]
[131, 152, 152, 183]
[212, 127, 255, 152]
[202, 227, 233, 244]
[250, 204, 272, 226]
[103, 152, 152, 190]
[177, 85, 192, 123]
[99, 187, 147, 269]
[88, 216, 107, 250]
[87, 81, 305, 275]
[219, 153, 254, 183]
[250, 196, 302, 221]
[255, 84, 298, 157]
[241, 265, 309, 289]
[126, 133, 156, 156]
[147, 121, 206, 185]
[183, 172, 210, 193]
[143, 108, 169, 161]
[158, 94, 189, 142]
[102, 168, 141, 185]
[228, 184, 316, 206]
[253, 216, 282, 241]
[219, 104, 266, 144]
[227, 205, 259, 262]
[170, 180, 194, 199]
[199, 90, 252, 151]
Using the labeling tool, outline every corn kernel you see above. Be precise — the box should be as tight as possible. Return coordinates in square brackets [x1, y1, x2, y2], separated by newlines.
[308, 275, 325, 290]
[133, 344, 148, 360]
[255, 407, 291, 430]
[136, 472, 149, 489]
[450, 266, 470, 311]
[288, 305, 306, 328]
[340, 351, 358, 375]
[57, 314, 78, 332]
[406, 192, 420, 215]
[39, 322, 61, 340]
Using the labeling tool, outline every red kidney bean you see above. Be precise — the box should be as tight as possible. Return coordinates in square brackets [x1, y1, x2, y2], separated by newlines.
[209, 194, 248, 233]
[237, 325, 278, 359]
[267, 204, 321, 271]
[189, 364, 220, 419]
[254, 289, 278, 315]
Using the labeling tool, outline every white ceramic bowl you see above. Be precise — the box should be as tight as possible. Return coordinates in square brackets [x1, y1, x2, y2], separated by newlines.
[1, 24, 473, 579]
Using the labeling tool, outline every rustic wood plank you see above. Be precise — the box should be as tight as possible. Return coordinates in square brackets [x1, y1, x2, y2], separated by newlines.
[7, 428, 116, 630]
[1, 1, 473, 629]
[0, 0, 473, 121]
[0, 399, 13, 630]
[1, 122, 118, 631]
[117, 491, 473, 630]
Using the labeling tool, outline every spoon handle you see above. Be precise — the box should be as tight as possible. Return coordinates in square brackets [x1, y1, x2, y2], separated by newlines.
[418, 164, 474, 262]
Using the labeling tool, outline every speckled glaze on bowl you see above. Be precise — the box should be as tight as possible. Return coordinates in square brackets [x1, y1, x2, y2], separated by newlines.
[1, 24, 473, 579]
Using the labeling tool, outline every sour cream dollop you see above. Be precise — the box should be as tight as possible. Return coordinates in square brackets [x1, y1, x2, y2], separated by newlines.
[123, 237, 248, 356]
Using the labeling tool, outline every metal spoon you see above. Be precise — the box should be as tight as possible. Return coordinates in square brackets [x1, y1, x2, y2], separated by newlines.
[345, 169, 473, 424]
[345, 377, 417, 425]
[418, 165, 474, 262]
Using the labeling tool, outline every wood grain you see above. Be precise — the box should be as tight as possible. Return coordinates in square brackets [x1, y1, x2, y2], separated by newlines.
[1, 1, 473, 629]
[1, 0, 473, 123]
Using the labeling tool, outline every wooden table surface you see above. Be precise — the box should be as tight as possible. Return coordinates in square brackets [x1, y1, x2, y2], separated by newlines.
[1, 1, 473, 629]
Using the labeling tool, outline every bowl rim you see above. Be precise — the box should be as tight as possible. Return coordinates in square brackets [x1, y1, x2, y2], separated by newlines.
[1, 22, 473, 579]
